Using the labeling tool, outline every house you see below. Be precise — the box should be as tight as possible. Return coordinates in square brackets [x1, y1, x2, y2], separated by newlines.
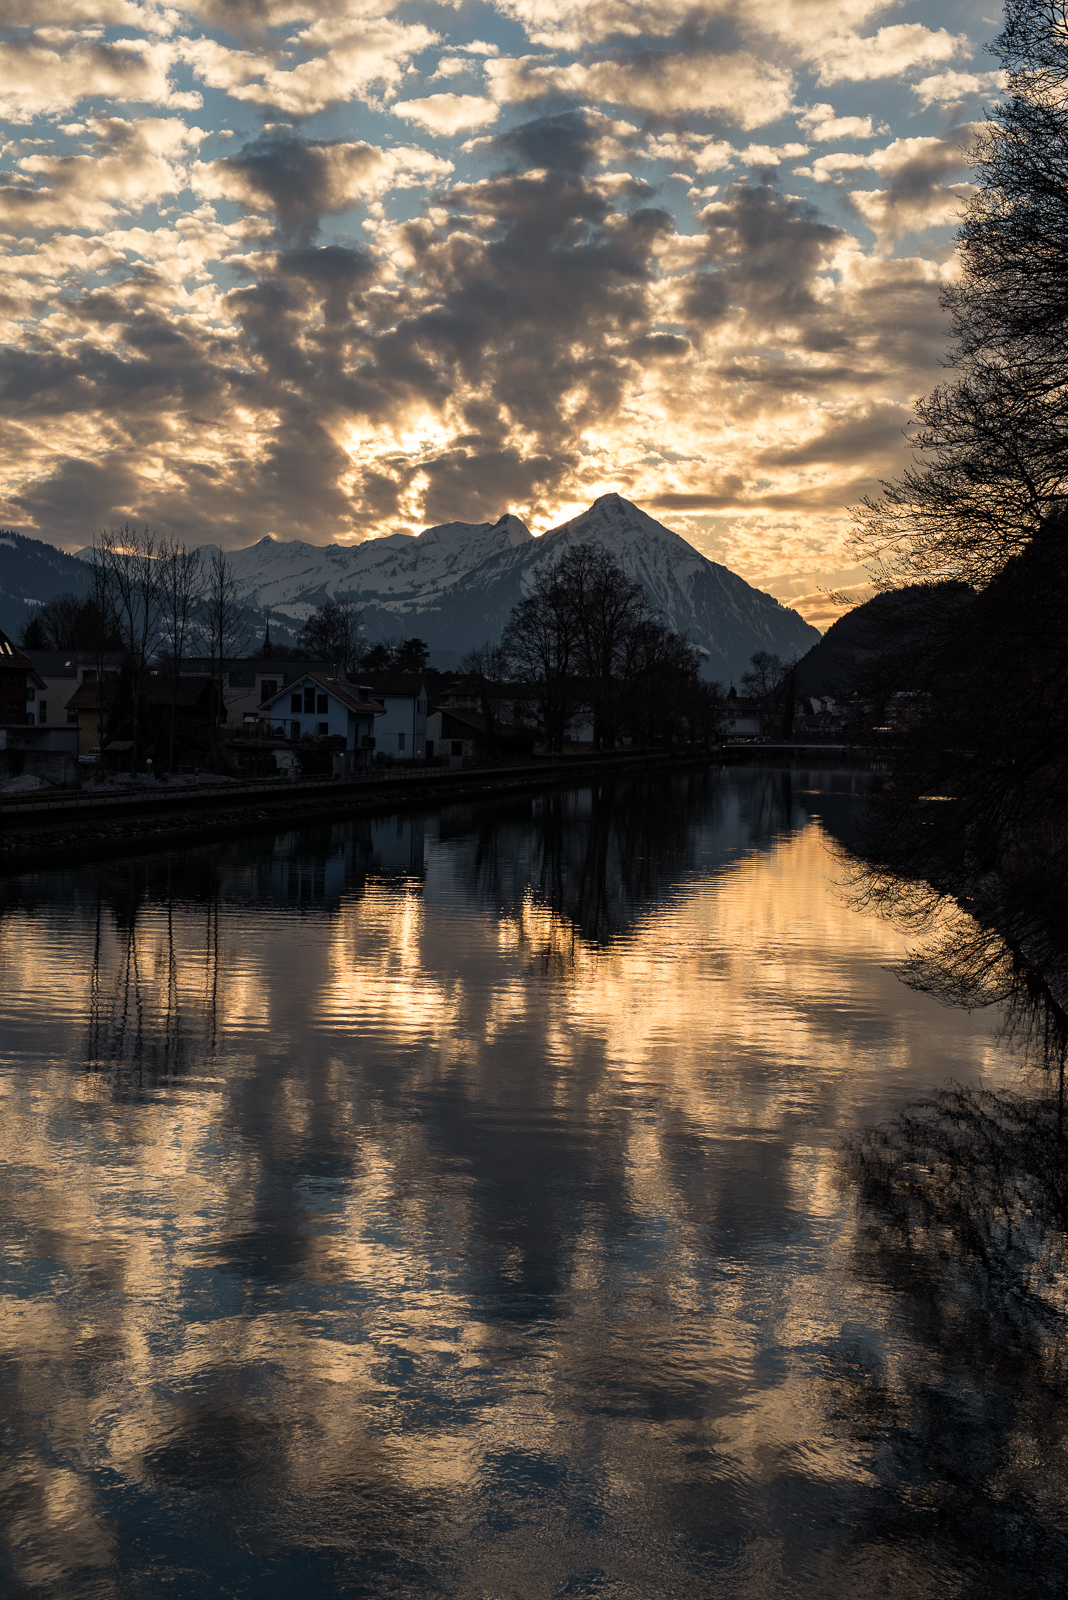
[65, 676, 116, 756]
[23, 650, 123, 732]
[723, 686, 761, 738]
[256, 671, 384, 767]
[795, 695, 844, 737]
[171, 657, 337, 731]
[0, 628, 36, 726]
[64, 673, 216, 760]
[432, 676, 542, 743]
[358, 671, 428, 759]
[0, 629, 78, 780]
[426, 706, 490, 763]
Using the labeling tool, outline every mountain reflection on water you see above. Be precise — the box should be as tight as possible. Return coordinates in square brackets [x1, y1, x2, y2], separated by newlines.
[0, 768, 1064, 1598]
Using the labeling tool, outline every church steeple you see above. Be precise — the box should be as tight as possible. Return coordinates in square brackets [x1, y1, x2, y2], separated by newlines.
[261, 616, 272, 656]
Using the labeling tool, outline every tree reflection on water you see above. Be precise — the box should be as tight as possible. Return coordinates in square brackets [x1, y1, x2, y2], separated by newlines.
[837, 862, 1068, 1593]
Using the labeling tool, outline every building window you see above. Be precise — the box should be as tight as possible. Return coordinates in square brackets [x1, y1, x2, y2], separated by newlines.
[302, 686, 315, 713]
[39, 702, 47, 722]
[398, 732, 405, 750]
[26, 687, 35, 702]
[261, 679, 277, 701]
[316, 693, 328, 714]
[291, 693, 302, 713]
[317, 721, 329, 735]
[67, 710, 78, 725]
[451, 740, 463, 756]
[290, 721, 301, 740]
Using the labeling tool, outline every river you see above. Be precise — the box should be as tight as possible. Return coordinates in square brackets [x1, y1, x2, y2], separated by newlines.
[0, 768, 1061, 1598]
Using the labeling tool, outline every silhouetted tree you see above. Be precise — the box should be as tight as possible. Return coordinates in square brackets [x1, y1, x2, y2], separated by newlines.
[97, 525, 166, 768]
[296, 597, 363, 674]
[19, 591, 119, 651]
[854, 0, 1068, 590]
[158, 538, 201, 772]
[200, 549, 248, 766]
[460, 642, 507, 749]
[501, 559, 581, 751]
[559, 542, 648, 747]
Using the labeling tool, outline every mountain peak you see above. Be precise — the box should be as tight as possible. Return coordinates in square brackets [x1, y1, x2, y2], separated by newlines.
[546, 492, 692, 551]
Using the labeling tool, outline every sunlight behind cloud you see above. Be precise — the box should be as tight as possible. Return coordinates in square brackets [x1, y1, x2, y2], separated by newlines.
[0, 0, 1005, 601]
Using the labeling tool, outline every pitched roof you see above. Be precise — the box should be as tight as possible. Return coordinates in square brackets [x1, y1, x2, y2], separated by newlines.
[258, 671, 384, 716]
[67, 675, 216, 711]
[24, 650, 123, 676]
[358, 671, 427, 697]
[432, 705, 487, 736]
[65, 678, 112, 711]
[143, 675, 214, 707]
[0, 628, 34, 672]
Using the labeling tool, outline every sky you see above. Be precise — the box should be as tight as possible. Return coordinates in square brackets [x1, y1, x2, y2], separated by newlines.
[0, 0, 1004, 625]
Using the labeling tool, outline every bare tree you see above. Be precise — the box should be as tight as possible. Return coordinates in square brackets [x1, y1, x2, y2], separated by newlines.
[158, 537, 202, 772]
[97, 524, 165, 769]
[460, 641, 508, 749]
[296, 596, 363, 675]
[501, 562, 580, 752]
[200, 549, 249, 767]
[853, 0, 1068, 592]
[741, 650, 793, 735]
[86, 542, 116, 760]
[558, 542, 648, 747]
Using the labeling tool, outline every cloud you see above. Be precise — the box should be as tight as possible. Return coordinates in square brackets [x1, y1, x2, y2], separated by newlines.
[0, 1, 154, 25]
[687, 181, 845, 328]
[737, 143, 809, 167]
[0, 36, 200, 122]
[429, 56, 469, 81]
[911, 69, 1008, 108]
[192, 134, 452, 240]
[808, 128, 979, 242]
[0, 1, 988, 590]
[182, 19, 439, 116]
[786, 581, 874, 628]
[486, 50, 795, 128]
[807, 23, 968, 84]
[0, 116, 204, 231]
[796, 103, 877, 141]
[393, 95, 500, 135]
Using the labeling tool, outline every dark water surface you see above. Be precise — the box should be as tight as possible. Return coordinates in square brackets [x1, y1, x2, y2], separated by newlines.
[0, 770, 1059, 1598]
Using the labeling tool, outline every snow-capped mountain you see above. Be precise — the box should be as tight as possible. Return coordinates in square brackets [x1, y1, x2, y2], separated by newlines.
[0, 495, 819, 683]
[221, 494, 818, 682]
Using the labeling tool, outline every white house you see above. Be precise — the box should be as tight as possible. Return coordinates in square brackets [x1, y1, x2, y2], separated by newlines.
[257, 672, 384, 764]
[359, 672, 428, 759]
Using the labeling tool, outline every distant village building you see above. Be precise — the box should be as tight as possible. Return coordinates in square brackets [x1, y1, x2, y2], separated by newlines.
[23, 650, 122, 734]
[65, 674, 216, 759]
[256, 672, 384, 767]
[723, 685, 761, 738]
[0, 628, 36, 726]
[426, 706, 490, 763]
[0, 628, 79, 781]
[171, 657, 338, 732]
[358, 671, 428, 759]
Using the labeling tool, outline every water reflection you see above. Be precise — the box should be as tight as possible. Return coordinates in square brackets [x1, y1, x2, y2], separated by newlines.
[832, 834, 1068, 1595]
[0, 769, 1039, 1598]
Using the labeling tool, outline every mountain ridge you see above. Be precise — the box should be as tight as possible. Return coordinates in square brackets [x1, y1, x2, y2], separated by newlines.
[2, 496, 819, 682]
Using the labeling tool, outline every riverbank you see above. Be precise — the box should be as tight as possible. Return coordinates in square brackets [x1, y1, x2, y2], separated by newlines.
[0, 749, 699, 874]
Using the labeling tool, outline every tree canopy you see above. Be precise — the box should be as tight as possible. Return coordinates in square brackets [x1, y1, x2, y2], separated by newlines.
[855, 0, 1068, 590]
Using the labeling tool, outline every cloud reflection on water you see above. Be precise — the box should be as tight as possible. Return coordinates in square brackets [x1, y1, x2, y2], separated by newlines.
[0, 770, 1037, 1598]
